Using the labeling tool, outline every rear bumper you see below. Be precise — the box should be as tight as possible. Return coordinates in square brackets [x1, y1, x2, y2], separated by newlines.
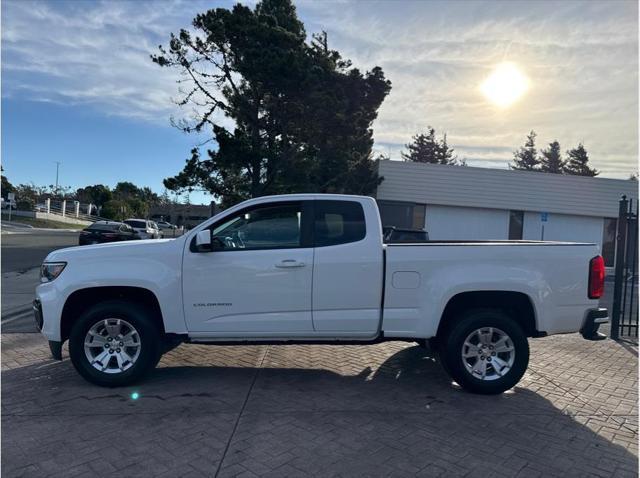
[580, 307, 609, 340]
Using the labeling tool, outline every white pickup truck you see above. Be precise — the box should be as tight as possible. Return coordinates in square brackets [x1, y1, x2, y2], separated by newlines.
[34, 194, 608, 394]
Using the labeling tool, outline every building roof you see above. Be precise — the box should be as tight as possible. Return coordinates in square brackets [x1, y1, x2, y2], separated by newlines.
[376, 160, 638, 218]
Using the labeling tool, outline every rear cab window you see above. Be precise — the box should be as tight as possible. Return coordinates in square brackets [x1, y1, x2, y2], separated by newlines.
[314, 200, 366, 247]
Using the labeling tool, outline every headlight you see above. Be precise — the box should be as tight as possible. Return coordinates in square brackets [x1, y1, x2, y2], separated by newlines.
[40, 262, 67, 283]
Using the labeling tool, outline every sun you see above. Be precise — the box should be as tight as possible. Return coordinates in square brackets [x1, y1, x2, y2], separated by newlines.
[481, 62, 529, 108]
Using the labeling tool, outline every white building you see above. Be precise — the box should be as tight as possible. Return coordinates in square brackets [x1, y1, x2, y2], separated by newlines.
[375, 160, 638, 268]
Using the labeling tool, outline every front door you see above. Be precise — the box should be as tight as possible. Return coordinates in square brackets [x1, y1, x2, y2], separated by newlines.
[182, 201, 314, 335]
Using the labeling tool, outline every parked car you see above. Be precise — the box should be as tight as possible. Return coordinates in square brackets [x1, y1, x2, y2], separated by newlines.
[35, 194, 607, 394]
[156, 221, 176, 230]
[123, 219, 162, 239]
[78, 221, 140, 245]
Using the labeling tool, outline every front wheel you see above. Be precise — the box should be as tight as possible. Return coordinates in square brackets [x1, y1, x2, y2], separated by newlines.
[69, 300, 162, 387]
[439, 309, 529, 394]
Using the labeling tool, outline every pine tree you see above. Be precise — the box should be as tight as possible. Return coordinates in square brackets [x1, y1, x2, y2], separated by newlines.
[511, 131, 540, 171]
[539, 140, 564, 174]
[402, 128, 457, 165]
[153, 0, 391, 207]
[436, 133, 458, 165]
[565, 143, 598, 177]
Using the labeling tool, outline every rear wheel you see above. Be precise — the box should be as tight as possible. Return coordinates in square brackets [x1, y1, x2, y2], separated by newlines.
[69, 300, 162, 387]
[439, 309, 529, 394]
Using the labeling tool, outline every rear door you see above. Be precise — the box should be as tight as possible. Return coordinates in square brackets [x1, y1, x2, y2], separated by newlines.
[311, 199, 384, 334]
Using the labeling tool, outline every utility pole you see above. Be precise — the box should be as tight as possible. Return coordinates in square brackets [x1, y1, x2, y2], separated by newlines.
[54, 161, 61, 196]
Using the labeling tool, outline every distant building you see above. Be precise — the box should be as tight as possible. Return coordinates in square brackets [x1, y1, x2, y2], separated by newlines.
[149, 203, 216, 229]
[376, 160, 638, 269]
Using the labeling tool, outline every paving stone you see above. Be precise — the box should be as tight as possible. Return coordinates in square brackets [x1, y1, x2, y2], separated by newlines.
[1, 332, 637, 476]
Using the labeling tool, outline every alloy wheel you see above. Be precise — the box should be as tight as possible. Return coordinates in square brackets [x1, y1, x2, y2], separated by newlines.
[461, 327, 515, 381]
[84, 318, 141, 374]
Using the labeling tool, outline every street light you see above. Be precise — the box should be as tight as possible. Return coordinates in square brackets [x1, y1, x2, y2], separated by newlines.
[54, 161, 61, 196]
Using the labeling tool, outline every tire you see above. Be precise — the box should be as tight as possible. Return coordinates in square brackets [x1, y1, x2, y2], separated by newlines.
[439, 308, 529, 395]
[69, 300, 162, 387]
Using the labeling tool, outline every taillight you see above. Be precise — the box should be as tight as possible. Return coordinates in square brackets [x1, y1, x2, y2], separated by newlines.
[588, 255, 605, 299]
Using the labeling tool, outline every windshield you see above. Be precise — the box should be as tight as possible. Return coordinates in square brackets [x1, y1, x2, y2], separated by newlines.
[124, 220, 147, 229]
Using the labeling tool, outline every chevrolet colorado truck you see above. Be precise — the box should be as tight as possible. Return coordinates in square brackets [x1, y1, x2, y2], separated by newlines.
[34, 194, 608, 394]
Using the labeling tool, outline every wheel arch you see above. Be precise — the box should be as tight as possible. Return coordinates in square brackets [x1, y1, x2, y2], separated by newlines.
[61, 286, 165, 343]
[437, 290, 539, 339]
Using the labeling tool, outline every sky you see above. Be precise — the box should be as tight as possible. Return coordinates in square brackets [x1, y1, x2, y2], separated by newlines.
[2, 0, 638, 205]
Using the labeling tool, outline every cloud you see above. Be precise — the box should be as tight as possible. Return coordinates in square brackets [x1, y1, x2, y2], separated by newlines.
[2, 0, 637, 177]
[1, 0, 219, 124]
[297, 0, 638, 177]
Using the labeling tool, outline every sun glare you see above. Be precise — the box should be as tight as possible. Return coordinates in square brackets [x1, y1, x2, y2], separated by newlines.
[481, 62, 529, 108]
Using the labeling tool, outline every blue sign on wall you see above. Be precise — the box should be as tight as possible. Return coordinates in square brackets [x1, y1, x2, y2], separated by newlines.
[541, 212, 548, 222]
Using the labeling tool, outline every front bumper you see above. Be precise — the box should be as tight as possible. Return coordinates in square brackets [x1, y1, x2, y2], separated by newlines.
[48, 341, 63, 360]
[33, 299, 43, 331]
[33, 299, 63, 360]
[581, 307, 609, 341]
[35, 282, 63, 342]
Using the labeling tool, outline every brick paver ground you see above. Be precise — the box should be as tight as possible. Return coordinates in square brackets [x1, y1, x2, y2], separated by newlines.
[2, 332, 638, 477]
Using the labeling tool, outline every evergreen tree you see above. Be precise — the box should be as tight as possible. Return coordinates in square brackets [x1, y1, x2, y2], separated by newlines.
[539, 140, 564, 174]
[75, 184, 112, 206]
[435, 133, 458, 165]
[402, 128, 457, 165]
[402, 129, 438, 163]
[565, 143, 598, 177]
[153, 0, 391, 207]
[511, 131, 540, 171]
[1, 166, 15, 198]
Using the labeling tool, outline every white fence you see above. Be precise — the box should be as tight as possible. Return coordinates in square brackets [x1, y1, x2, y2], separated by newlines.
[36, 198, 106, 223]
[29, 199, 187, 236]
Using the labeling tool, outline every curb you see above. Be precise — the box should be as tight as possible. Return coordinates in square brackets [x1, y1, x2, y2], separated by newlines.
[2, 222, 34, 228]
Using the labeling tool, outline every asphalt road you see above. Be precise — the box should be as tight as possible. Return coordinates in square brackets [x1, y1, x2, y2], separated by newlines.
[2, 227, 79, 333]
[2, 227, 79, 273]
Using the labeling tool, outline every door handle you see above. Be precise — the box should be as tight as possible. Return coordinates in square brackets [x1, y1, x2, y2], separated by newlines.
[275, 260, 306, 268]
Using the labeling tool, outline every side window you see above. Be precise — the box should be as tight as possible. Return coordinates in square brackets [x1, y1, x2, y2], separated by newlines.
[211, 203, 302, 250]
[314, 200, 366, 247]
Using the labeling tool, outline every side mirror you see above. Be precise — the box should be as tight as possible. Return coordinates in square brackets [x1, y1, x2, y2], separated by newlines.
[195, 230, 212, 252]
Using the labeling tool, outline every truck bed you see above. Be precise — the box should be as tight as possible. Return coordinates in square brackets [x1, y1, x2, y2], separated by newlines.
[382, 241, 600, 339]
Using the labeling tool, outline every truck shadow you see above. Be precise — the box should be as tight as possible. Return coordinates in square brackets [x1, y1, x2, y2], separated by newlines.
[2, 344, 638, 476]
